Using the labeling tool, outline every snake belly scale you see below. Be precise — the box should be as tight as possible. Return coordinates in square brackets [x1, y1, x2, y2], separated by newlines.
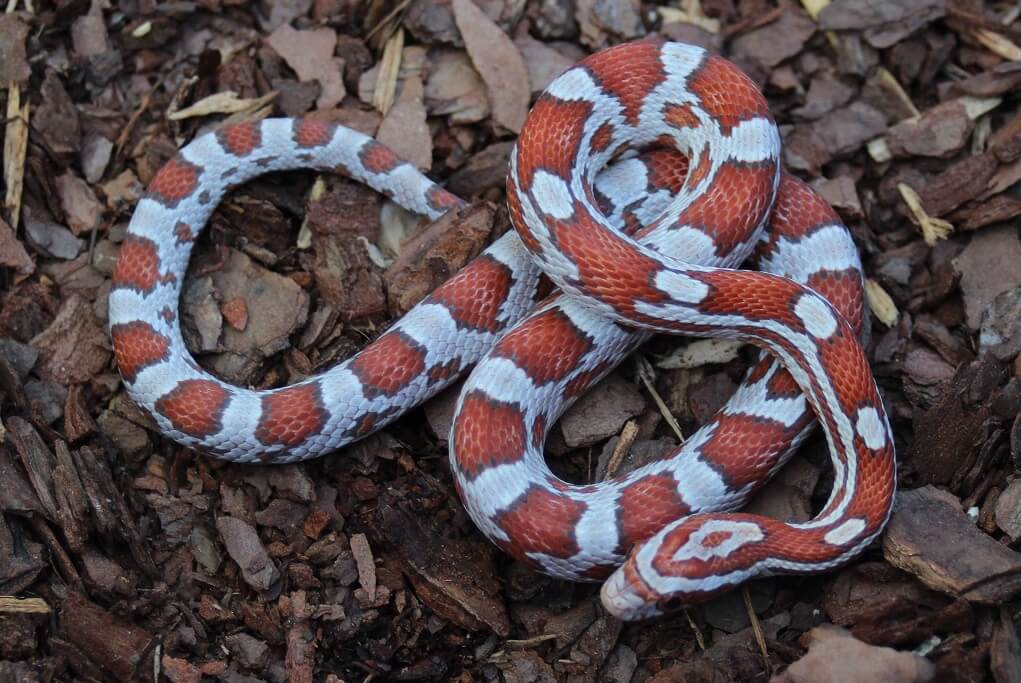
[109, 41, 895, 620]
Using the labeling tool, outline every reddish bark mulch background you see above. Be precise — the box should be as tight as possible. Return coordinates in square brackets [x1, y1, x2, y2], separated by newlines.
[2, 0, 1021, 681]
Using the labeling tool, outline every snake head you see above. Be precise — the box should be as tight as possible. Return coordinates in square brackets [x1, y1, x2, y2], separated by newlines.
[601, 514, 767, 620]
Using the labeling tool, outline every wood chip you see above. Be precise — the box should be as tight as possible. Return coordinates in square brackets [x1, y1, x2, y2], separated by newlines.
[0, 596, 50, 613]
[376, 74, 431, 170]
[776, 624, 934, 683]
[383, 202, 497, 316]
[29, 294, 111, 384]
[377, 496, 510, 636]
[968, 27, 1021, 61]
[422, 49, 490, 124]
[560, 373, 646, 448]
[954, 225, 1021, 330]
[818, 0, 944, 49]
[169, 90, 278, 121]
[897, 182, 953, 246]
[991, 607, 1021, 683]
[2, 84, 28, 228]
[887, 100, 975, 159]
[58, 592, 156, 681]
[865, 278, 899, 327]
[265, 24, 345, 110]
[55, 172, 103, 235]
[349, 532, 376, 602]
[215, 516, 280, 591]
[0, 13, 30, 86]
[0, 215, 33, 276]
[373, 28, 404, 115]
[883, 486, 1021, 604]
[657, 339, 744, 369]
[659, 0, 720, 33]
[452, 0, 529, 133]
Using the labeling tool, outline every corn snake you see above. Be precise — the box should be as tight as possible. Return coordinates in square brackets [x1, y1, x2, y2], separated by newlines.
[109, 41, 895, 620]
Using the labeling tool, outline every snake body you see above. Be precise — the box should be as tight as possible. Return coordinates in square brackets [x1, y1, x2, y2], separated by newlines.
[109, 41, 895, 620]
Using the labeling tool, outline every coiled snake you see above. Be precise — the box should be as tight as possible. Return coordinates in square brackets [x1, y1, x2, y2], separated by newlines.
[109, 41, 896, 620]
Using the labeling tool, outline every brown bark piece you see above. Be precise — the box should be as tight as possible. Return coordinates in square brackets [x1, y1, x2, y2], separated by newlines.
[30, 294, 111, 385]
[52, 440, 89, 554]
[55, 172, 104, 235]
[74, 446, 158, 577]
[499, 650, 558, 683]
[422, 49, 490, 124]
[58, 592, 155, 681]
[453, 0, 530, 133]
[448, 141, 515, 197]
[0, 14, 31, 86]
[377, 75, 432, 170]
[376, 495, 510, 636]
[743, 457, 820, 524]
[995, 479, 1021, 541]
[774, 624, 935, 683]
[515, 33, 575, 95]
[63, 384, 97, 443]
[730, 6, 816, 70]
[981, 287, 1021, 362]
[883, 486, 1021, 604]
[384, 201, 498, 316]
[0, 444, 47, 518]
[305, 176, 386, 321]
[203, 249, 310, 382]
[216, 516, 281, 591]
[955, 194, 1021, 232]
[915, 152, 998, 218]
[34, 71, 81, 158]
[947, 62, 1021, 98]
[5, 417, 58, 520]
[888, 100, 974, 159]
[818, 0, 944, 48]
[991, 608, 1021, 683]
[574, 0, 645, 50]
[560, 373, 646, 448]
[0, 217, 34, 277]
[266, 24, 345, 109]
[953, 225, 1021, 331]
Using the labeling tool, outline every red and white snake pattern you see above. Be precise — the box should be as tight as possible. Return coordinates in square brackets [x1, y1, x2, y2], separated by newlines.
[110, 41, 895, 620]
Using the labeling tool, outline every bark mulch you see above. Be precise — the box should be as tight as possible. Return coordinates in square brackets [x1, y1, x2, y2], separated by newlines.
[2, 0, 1021, 681]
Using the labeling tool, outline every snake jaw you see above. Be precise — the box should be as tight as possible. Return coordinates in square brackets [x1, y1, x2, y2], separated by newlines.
[601, 566, 663, 621]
